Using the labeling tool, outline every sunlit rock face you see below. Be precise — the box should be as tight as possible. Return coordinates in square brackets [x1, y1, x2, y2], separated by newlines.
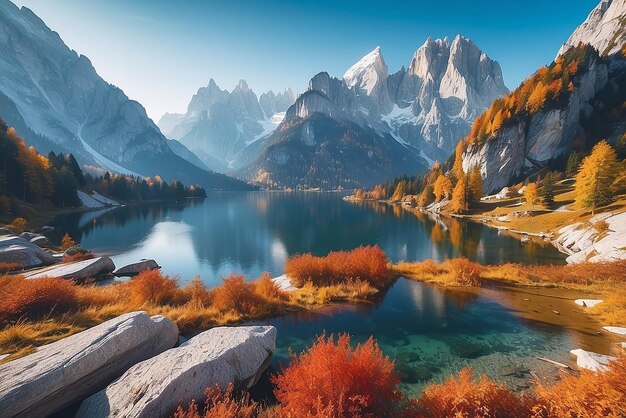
[237, 37, 507, 188]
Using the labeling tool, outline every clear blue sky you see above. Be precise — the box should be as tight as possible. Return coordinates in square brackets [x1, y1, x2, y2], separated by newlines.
[13, 0, 599, 121]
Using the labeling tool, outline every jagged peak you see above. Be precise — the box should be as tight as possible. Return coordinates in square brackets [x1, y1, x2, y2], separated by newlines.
[235, 79, 250, 92]
[343, 46, 387, 89]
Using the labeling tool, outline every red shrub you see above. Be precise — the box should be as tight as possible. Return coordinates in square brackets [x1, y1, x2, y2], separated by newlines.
[254, 273, 288, 302]
[418, 368, 531, 418]
[211, 274, 258, 314]
[0, 275, 78, 320]
[129, 270, 178, 305]
[173, 383, 258, 418]
[272, 334, 403, 418]
[61, 233, 76, 251]
[0, 262, 22, 273]
[285, 246, 389, 288]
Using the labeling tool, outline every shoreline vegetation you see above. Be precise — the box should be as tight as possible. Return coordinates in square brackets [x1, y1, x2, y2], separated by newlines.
[1, 234, 625, 416]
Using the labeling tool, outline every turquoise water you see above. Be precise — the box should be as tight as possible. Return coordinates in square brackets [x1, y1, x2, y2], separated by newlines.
[49, 192, 565, 286]
[49, 192, 585, 393]
[250, 278, 581, 397]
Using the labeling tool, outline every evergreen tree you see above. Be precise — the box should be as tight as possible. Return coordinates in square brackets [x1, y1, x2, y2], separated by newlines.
[539, 172, 557, 207]
[566, 151, 581, 178]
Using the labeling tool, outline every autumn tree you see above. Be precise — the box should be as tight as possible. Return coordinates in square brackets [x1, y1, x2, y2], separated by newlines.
[450, 176, 470, 213]
[418, 184, 435, 207]
[467, 166, 483, 203]
[391, 180, 406, 202]
[452, 141, 467, 181]
[433, 175, 453, 202]
[524, 182, 540, 208]
[574, 140, 619, 210]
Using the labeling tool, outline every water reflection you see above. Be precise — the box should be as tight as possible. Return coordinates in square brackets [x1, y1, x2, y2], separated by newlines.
[50, 192, 566, 285]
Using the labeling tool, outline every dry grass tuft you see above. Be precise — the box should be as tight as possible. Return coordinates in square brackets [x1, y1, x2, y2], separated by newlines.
[0, 275, 78, 320]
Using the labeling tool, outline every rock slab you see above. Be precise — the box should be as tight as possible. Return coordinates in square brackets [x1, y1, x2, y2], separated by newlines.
[570, 348, 616, 372]
[24, 256, 115, 281]
[114, 259, 160, 277]
[0, 235, 56, 268]
[77, 325, 277, 418]
[0, 312, 178, 418]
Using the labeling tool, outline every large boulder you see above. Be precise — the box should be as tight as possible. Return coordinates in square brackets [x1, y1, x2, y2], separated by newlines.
[24, 256, 115, 281]
[114, 259, 160, 277]
[0, 235, 56, 268]
[30, 235, 52, 249]
[0, 312, 179, 418]
[19, 232, 39, 241]
[77, 326, 277, 418]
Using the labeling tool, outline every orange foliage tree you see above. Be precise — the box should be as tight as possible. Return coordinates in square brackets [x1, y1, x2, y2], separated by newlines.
[272, 334, 405, 418]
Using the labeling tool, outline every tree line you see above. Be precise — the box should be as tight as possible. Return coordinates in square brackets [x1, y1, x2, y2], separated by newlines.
[0, 118, 206, 217]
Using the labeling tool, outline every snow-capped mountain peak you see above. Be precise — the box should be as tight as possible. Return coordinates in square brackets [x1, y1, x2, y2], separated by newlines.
[343, 46, 393, 114]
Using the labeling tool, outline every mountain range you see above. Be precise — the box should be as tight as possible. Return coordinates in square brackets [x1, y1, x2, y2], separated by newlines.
[0, 0, 252, 190]
[150, 33, 507, 189]
[158, 80, 295, 173]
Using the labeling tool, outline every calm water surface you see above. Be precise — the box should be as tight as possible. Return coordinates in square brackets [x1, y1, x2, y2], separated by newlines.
[50, 192, 586, 393]
[50, 192, 565, 285]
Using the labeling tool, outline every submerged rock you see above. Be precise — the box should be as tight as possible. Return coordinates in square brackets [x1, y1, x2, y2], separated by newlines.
[77, 326, 277, 418]
[24, 256, 115, 281]
[114, 259, 160, 277]
[0, 235, 56, 268]
[0, 312, 178, 418]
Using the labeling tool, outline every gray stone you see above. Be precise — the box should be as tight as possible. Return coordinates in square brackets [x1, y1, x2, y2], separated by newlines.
[0, 312, 178, 418]
[0, 227, 16, 236]
[0, 235, 56, 268]
[19, 232, 40, 241]
[77, 326, 277, 418]
[24, 256, 115, 281]
[114, 259, 160, 277]
[30, 235, 52, 249]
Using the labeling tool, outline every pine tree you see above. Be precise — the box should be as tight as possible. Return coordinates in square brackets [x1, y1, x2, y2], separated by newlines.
[539, 172, 557, 208]
[574, 140, 619, 210]
[566, 151, 581, 178]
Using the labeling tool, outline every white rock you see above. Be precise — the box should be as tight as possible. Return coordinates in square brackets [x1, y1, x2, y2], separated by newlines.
[272, 274, 298, 291]
[0, 312, 178, 418]
[603, 326, 626, 336]
[23, 256, 115, 281]
[575, 299, 604, 308]
[76, 326, 277, 418]
[570, 348, 616, 371]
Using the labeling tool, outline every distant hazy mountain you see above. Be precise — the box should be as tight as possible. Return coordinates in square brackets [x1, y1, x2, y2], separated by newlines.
[237, 36, 507, 189]
[0, 0, 251, 190]
[158, 80, 295, 172]
[461, 0, 626, 193]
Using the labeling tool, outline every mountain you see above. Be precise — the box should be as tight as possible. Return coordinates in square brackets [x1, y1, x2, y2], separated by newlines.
[557, 0, 626, 57]
[0, 0, 252, 190]
[157, 80, 295, 172]
[461, 0, 626, 194]
[236, 36, 507, 189]
[386, 36, 509, 162]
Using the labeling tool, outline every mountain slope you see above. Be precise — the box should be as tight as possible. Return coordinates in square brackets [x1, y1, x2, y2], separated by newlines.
[558, 0, 626, 57]
[236, 37, 507, 188]
[0, 0, 251, 190]
[157, 79, 294, 172]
